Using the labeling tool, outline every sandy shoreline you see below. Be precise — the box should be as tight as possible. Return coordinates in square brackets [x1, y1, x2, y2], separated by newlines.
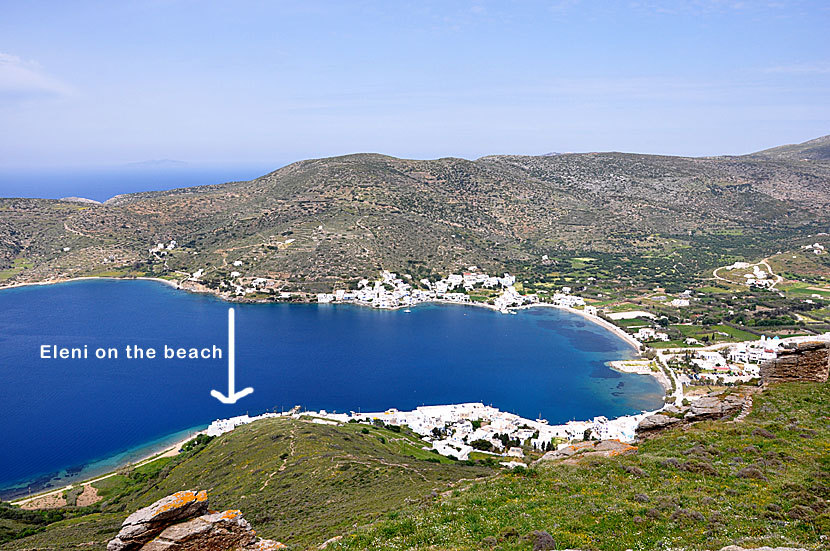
[608, 360, 672, 391]
[9, 431, 202, 506]
[0, 275, 181, 293]
[515, 303, 643, 353]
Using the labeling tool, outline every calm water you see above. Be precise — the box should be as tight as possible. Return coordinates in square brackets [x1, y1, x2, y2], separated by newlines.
[0, 279, 663, 497]
[0, 163, 280, 202]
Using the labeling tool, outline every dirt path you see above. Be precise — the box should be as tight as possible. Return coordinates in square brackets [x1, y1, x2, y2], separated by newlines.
[712, 258, 783, 289]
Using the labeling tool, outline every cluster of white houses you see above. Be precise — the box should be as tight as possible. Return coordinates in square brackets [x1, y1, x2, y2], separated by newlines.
[634, 327, 670, 342]
[743, 264, 775, 288]
[316, 269, 591, 313]
[318, 269, 524, 311]
[352, 403, 649, 461]
[679, 333, 830, 383]
[148, 240, 177, 254]
[204, 402, 655, 463]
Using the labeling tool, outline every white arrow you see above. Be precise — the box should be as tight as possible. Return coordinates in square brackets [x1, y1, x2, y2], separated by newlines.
[211, 308, 254, 404]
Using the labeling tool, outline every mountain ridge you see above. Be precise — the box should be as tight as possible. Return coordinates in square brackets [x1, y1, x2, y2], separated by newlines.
[1, 136, 829, 294]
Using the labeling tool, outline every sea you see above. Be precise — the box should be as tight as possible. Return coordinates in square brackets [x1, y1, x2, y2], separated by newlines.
[0, 279, 664, 498]
[0, 162, 281, 202]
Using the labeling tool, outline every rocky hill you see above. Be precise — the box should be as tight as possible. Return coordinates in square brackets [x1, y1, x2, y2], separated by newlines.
[746, 135, 830, 162]
[1, 136, 829, 293]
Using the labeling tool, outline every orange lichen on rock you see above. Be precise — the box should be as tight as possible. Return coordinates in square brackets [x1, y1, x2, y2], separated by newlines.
[108, 491, 283, 551]
[154, 490, 208, 517]
[609, 444, 637, 456]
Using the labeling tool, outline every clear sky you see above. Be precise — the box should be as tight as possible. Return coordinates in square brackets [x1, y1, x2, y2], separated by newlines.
[1, 0, 829, 168]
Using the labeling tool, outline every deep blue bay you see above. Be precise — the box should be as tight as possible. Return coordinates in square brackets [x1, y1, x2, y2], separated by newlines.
[0, 279, 663, 497]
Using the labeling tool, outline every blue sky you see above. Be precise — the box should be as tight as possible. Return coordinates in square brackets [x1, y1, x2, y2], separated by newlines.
[1, 0, 829, 168]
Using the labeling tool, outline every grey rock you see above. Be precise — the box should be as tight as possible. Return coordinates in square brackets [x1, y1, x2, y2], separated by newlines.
[637, 413, 681, 432]
[108, 490, 209, 551]
[685, 393, 745, 422]
[529, 530, 556, 551]
[108, 491, 284, 551]
[139, 510, 256, 550]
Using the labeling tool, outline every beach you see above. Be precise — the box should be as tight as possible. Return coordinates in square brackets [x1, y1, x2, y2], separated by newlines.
[0, 275, 181, 292]
[10, 431, 201, 508]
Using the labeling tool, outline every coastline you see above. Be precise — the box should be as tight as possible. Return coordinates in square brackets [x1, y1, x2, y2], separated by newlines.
[515, 303, 643, 353]
[2, 276, 658, 506]
[8, 428, 205, 506]
[9, 393, 661, 506]
[608, 360, 672, 391]
[0, 275, 182, 293]
[0, 275, 641, 351]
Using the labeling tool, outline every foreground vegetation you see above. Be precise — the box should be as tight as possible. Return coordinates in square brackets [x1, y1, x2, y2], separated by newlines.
[1, 382, 827, 550]
[0, 419, 491, 549]
[334, 382, 829, 551]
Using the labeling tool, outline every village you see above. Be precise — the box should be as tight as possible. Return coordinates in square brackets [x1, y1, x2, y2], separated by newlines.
[665, 333, 830, 386]
[204, 401, 653, 466]
[199, 328, 828, 468]
[315, 268, 586, 312]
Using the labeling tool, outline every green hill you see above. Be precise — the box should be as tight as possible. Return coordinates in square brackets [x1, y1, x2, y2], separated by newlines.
[336, 382, 829, 551]
[0, 418, 490, 550]
[1, 137, 829, 294]
[2, 382, 827, 550]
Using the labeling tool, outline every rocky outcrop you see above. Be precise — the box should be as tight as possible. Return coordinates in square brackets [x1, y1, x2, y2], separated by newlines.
[636, 391, 749, 437]
[684, 392, 746, 421]
[636, 413, 682, 432]
[760, 341, 829, 383]
[535, 439, 636, 463]
[107, 490, 209, 551]
[108, 491, 284, 551]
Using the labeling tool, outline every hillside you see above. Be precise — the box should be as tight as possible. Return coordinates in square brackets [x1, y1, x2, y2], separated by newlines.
[335, 382, 829, 550]
[746, 135, 830, 162]
[1, 381, 827, 550]
[0, 418, 491, 549]
[1, 137, 829, 295]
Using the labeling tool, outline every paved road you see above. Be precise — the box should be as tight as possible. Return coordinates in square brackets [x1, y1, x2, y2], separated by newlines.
[656, 351, 684, 406]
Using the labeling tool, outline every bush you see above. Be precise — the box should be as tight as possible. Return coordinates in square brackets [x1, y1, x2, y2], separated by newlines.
[471, 439, 494, 452]
[180, 434, 214, 453]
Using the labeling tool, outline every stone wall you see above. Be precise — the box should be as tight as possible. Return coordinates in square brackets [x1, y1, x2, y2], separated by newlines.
[760, 341, 830, 383]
